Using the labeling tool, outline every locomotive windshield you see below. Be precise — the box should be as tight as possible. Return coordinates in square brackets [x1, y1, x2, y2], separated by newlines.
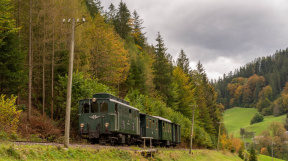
[91, 102, 98, 113]
[81, 103, 89, 113]
[100, 101, 108, 113]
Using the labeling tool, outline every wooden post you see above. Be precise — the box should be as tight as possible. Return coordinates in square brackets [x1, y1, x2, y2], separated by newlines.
[64, 18, 75, 148]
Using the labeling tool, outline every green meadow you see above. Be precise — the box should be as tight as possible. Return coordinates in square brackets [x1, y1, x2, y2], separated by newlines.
[224, 107, 286, 138]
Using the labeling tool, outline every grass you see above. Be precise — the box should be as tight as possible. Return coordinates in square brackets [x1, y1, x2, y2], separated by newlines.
[0, 140, 284, 160]
[224, 107, 286, 138]
[259, 154, 284, 161]
[0, 142, 246, 161]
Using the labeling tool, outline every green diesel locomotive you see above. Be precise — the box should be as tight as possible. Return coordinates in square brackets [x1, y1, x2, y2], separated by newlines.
[79, 93, 181, 146]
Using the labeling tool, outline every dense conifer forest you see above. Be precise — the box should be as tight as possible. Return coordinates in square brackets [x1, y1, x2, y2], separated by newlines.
[0, 0, 225, 148]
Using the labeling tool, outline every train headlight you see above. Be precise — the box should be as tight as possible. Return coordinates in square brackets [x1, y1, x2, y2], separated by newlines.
[105, 122, 109, 128]
[80, 123, 84, 128]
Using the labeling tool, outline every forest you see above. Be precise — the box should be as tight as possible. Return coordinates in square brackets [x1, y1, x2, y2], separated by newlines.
[214, 48, 288, 117]
[0, 0, 224, 148]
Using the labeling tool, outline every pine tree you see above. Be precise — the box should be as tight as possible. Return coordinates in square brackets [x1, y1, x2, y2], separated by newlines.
[176, 49, 190, 74]
[114, 1, 131, 39]
[248, 145, 257, 161]
[131, 10, 146, 50]
[106, 3, 116, 24]
[84, 0, 103, 17]
[153, 32, 173, 100]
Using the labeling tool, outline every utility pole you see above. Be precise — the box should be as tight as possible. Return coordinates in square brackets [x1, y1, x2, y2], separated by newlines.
[63, 18, 85, 148]
[217, 122, 223, 150]
[189, 105, 198, 154]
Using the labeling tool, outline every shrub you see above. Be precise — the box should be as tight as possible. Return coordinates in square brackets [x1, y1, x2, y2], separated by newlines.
[250, 112, 264, 125]
[0, 95, 21, 134]
[0, 131, 8, 141]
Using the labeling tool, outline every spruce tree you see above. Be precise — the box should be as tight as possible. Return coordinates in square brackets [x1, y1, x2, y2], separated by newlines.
[153, 32, 173, 100]
[248, 145, 257, 161]
[84, 0, 103, 17]
[176, 49, 190, 74]
[114, 1, 131, 39]
[131, 10, 146, 49]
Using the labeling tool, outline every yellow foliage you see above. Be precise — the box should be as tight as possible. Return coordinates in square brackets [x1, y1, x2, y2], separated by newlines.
[0, 95, 21, 134]
[260, 148, 268, 155]
[220, 134, 229, 150]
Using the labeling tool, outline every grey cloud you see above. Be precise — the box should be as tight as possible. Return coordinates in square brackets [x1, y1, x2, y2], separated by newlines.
[102, 0, 288, 79]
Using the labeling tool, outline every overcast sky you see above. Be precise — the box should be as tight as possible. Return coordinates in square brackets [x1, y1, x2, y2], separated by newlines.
[101, 0, 288, 80]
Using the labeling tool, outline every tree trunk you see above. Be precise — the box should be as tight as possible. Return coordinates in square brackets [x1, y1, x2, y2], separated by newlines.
[28, 0, 32, 121]
[42, 0, 46, 116]
[51, 0, 55, 120]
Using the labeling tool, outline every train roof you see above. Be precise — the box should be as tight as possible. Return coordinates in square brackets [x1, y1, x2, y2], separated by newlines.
[79, 97, 139, 111]
[93, 93, 130, 105]
[109, 99, 139, 111]
[152, 116, 172, 123]
[139, 113, 172, 123]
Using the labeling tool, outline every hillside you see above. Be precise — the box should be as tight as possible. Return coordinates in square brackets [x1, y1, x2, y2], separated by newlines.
[224, 107, 286, 138]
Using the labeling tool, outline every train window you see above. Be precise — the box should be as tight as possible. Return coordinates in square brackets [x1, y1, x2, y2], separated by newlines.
[100, 102, 108, 113]
[149, 119, 151, 128]
[82, 103, 89, 113]
[91, 102, 98, 113]
[153, 120, 155, 129]
[146, 118, 149, 128]
[163, 123, 165, 130]
[156, 122, 158, 130]
[115, 104, 118, 113]
[129, 109, 132, 118]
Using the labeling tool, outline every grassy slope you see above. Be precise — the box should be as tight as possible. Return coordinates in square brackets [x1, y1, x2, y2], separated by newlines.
[224, 107, 286, 138]
[0, 142, 244, 161]
[259, 154, 284, 161]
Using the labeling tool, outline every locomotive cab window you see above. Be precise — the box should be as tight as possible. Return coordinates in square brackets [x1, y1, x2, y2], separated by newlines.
[100, 102, 108, 113]
[91, 102, 98, 113]
[82, 103, 89, 113]
[146, 118, 149, 128]
[115, 104, 118, 113]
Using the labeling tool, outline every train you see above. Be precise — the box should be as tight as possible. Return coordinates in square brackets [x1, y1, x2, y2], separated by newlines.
[78, 93, 181, 147]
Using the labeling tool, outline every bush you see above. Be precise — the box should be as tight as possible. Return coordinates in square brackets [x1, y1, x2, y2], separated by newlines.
[250, 112, 264, 125]
[0, 95, 21, 134]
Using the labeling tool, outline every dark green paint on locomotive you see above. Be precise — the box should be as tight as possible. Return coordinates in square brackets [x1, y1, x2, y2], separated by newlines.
[79, 93, 140, 139]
